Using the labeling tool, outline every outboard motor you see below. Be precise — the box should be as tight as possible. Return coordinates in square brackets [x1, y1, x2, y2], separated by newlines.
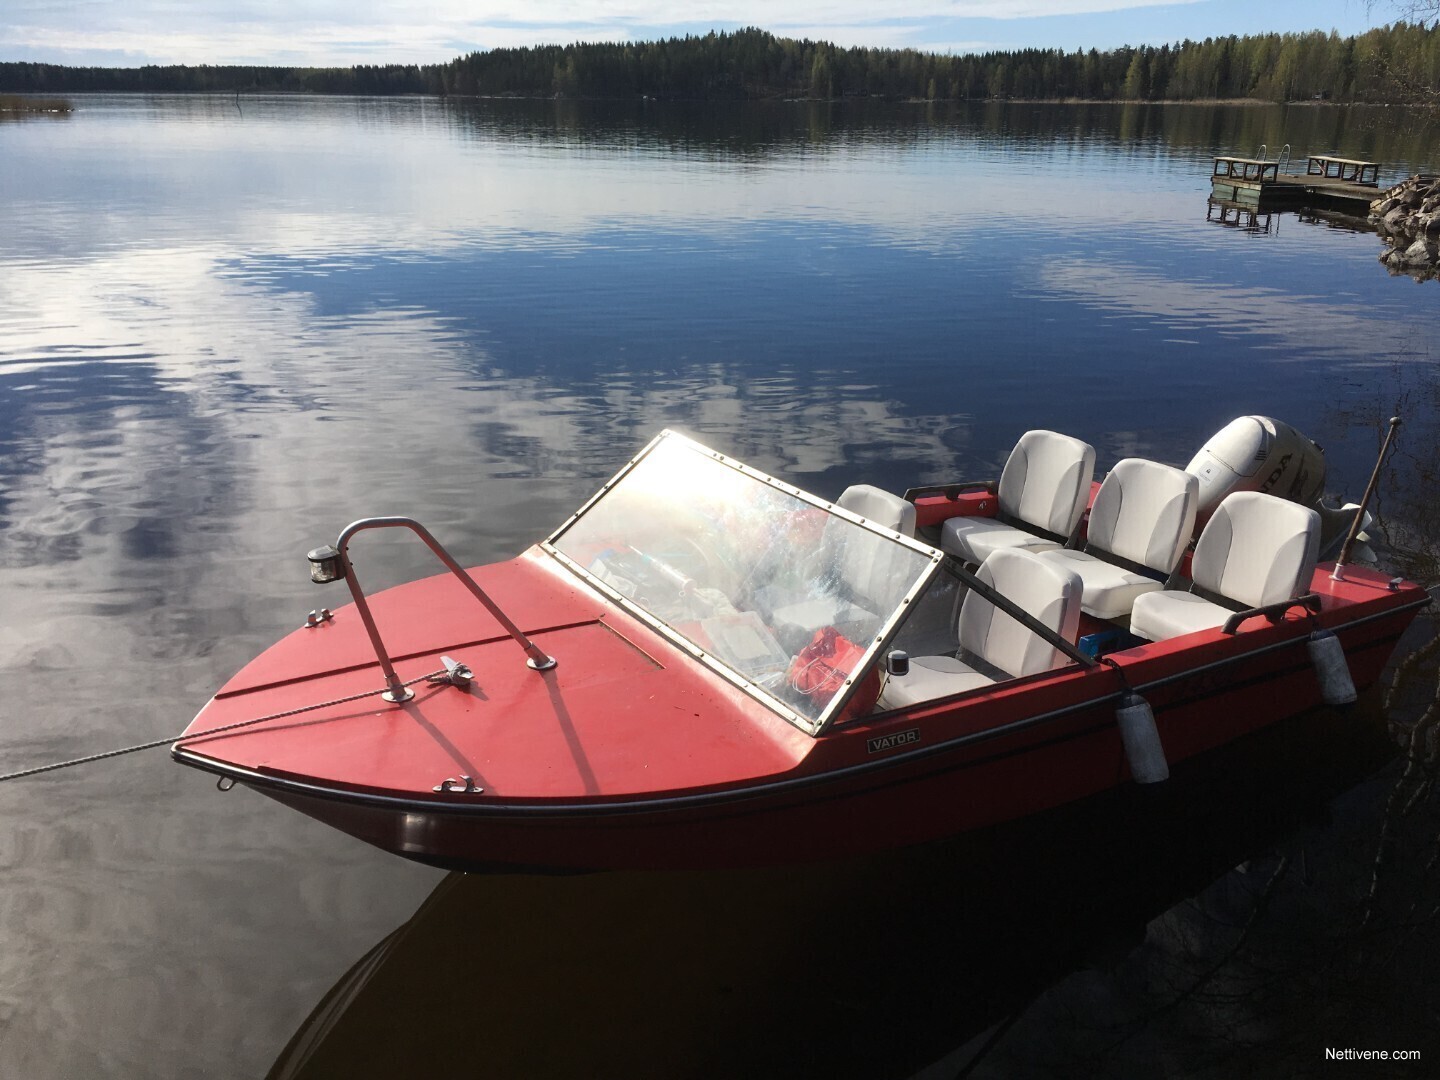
[1186, 416, 1327, 525]
[1185, 416, 1367, 557]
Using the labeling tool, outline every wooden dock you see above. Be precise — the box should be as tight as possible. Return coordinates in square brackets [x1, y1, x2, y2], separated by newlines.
[1211, 153, 1382, 212]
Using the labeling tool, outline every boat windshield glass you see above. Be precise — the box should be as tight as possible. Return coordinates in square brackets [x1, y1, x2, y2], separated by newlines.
[547, 433, 939, 732]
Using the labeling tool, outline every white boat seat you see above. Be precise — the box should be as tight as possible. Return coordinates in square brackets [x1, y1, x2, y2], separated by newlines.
[940, 516, 1064, 563]
[1036, 458, 1198, 619]
[880, 548, 1082, 709]
[833, 484, 917, 541]
[878, 655, 995, 702]
[941, 430, 1096, 565]
[1130, 491, 1320, 641]
[770, 484, 916, 634]
[1033, 549, 1166, 621]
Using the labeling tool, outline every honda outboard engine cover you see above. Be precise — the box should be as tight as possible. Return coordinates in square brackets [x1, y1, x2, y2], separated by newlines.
[1186, 416, 1326, 523]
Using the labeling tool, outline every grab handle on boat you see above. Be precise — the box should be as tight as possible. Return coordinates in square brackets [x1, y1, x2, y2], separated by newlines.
[1220, 592, 1321, 635]
[902, 480, 994, 502]
[315, 516, 556, 703]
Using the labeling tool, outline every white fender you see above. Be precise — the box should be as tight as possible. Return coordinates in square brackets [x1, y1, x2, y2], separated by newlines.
[1117, 691, 1169, 783]
[1308, 629, 1357, 706]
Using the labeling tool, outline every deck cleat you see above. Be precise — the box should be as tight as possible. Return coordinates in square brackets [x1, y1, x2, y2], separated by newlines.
[428, 655, 474, 689]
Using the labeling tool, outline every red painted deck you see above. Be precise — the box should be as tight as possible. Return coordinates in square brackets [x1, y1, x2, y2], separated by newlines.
[185, 549, 815, 801]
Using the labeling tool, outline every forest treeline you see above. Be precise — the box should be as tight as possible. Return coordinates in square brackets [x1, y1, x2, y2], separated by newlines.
[3, 23, 1439, 104]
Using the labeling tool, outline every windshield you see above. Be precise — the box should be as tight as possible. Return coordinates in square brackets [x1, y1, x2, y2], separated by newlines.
[546, 432, 940, 733]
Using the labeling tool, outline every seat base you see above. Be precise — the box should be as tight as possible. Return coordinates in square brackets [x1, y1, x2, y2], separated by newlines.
[878, 655, 996, 709]
[941, 517, 1061, 565]
[1130, 589, 1231, 641]
[1034, 548, 1165, 620]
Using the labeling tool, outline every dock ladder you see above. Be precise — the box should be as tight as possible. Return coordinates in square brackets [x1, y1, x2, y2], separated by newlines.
[1255, 143, 1291, 172]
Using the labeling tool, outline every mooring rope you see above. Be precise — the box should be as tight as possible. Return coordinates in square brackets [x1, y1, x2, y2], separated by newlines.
[0, 667, 447, 785]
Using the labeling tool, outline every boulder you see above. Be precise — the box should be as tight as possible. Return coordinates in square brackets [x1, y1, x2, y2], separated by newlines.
[1402, 238, 1437, 264]
[1366, 176, 1440, 278]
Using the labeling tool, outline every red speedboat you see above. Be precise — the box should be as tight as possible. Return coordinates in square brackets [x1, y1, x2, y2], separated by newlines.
[174, 424, 1427, 872]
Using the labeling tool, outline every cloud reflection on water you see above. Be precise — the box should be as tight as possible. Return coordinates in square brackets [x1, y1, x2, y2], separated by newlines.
[1038, 257, 1416, 367]
[0, 234, 968, 733]
[2, 96, 1437, 1080]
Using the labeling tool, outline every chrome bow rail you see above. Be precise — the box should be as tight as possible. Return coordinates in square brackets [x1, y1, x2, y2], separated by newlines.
[311, 516, 555, 703]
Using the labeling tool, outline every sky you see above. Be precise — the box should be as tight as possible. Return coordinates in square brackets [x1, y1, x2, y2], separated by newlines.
[0, 1, 1413, 68]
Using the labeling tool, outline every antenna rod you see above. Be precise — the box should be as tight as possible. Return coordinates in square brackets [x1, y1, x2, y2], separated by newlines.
[1332, 416, 1401, 581]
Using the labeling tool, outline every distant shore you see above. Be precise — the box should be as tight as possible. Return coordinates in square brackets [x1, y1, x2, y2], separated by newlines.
[4, 89, 1423, 111]
[3, 23, 1439, 106]
[0, 93, 72, 114]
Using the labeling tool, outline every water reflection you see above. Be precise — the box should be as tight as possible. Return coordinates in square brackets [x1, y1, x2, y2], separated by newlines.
[434, 98, 1440, 177]
[3, 95, 1439, 1079]
[266, 699, 1400, 1080]
[7, 97, 1436, 271]
[1295, 207, 1380, 235]
[1205, 198, 1278, 235]
[1035, 254, 1419, 422]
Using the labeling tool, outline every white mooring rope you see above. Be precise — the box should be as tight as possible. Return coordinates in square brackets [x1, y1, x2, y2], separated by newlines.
[0, 668, 447, 785]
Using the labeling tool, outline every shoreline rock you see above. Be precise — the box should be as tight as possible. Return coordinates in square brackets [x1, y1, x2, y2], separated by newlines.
[1370, 174, 1440, 281]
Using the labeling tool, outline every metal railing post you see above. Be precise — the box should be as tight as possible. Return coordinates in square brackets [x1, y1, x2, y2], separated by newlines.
[328, 517, 557, 703]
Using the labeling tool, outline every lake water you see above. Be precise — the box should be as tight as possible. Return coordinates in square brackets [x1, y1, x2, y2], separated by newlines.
[1, 95, 1438, 1077]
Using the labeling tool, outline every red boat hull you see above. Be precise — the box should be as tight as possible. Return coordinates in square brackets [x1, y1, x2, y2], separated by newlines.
[176, 560, 1425, 872]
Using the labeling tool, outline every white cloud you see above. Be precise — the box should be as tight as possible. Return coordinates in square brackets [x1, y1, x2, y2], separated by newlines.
[764, 23, 924, 49]
[1, 1, 1207, 65]
[910, 39, 1009, 55]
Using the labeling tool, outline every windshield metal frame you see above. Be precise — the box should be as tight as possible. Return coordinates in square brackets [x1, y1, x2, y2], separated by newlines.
[541, 429, 944, 736]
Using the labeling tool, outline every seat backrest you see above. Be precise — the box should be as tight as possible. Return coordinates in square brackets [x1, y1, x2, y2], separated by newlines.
[1191, 491, 1320, 608]
[827, 485, 917, 609]
[837, 484, 916, 537]
[997, 430, 1097, 541]
[959, 548, 1083, 678]
[1087, 458, 1199, 575]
